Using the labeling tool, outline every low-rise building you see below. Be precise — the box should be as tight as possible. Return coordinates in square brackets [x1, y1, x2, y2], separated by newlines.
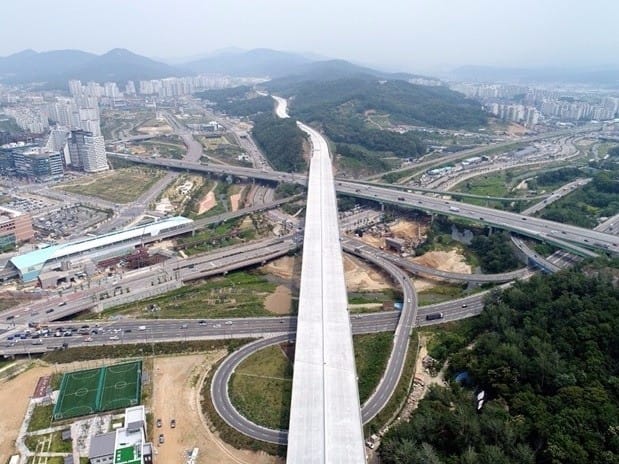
[0, 206, 34, 250]
[89, 406, 153, 464]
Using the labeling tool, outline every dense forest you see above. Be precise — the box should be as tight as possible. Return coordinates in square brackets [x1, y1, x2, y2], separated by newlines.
[381, 263, 619, 463]
[270, 78, 487, 130]
[264, 77, 486, 162]
[251, 114, 306, 172]
[528, 167, 583, 190]
[195, 86, 274, 117]
[470, 232, 522, 273]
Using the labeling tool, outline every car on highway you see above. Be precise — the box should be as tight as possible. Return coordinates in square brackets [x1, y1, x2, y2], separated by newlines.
[461, 304, 468, 308]
[198, 320, 207, 326]
[213, 324, 222, 328]
[225, 321, 233, 325]
[109, 335, 119, 341]
[181, 323, 188, 329]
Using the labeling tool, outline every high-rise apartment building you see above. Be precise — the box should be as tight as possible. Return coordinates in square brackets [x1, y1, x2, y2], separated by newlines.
[68, 130, 108, 173]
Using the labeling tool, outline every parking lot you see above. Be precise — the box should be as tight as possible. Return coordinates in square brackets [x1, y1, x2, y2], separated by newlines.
[34, 205, 109, 239]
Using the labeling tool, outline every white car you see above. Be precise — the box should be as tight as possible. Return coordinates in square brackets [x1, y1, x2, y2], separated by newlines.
[109, 335, 119, 341]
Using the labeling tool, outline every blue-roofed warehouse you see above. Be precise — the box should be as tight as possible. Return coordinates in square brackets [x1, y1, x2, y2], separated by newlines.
[9, 216, 193, 282]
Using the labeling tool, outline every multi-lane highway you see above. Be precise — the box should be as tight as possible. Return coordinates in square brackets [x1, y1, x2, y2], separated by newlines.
[335, 181, 617, 255]
[107, 153, 618, 255]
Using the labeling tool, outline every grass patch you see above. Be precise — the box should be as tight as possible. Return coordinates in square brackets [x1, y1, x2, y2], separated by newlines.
[418, 283, 468, 306]
[0, 298, 17, 311]
[98, 271, 277, 319]
[348, 290, 398, 305]
[229, 344, 293, 430]
[28, 404, 53, 432]
[176, 218, 258, 256]
[365, 330, 419, 435]
[455, 172, 511, 198]
[355, 333, 393, 403]
[42, 339, 251, 364]
[227, 333, 395, 433]
[142, 138, 186, 159]
[50, 430, 72, 452]
[59, 167, 165, 204]
[201, 355, 285, 456]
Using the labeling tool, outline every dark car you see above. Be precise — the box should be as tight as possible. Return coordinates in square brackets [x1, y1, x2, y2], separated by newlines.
[170, 419, 176, 428]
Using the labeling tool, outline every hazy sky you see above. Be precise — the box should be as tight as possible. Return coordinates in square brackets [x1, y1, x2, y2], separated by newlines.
[1, 0, 618, 72]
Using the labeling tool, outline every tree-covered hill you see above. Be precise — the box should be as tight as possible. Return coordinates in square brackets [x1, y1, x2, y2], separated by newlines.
[268, 77, 488, 131]
[381, 262, 619, 463]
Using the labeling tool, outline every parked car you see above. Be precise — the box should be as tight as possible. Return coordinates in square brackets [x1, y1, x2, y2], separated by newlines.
[170, 419, 176, 428]
[158, 433, 164, 444]
[156, 418, 162, 428]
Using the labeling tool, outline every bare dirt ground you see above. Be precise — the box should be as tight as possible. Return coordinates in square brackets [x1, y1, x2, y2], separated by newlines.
[356, 219, 428, 250]
[197, 189, 217, 215]
[153, 354, 280, 464]
[357, 234, 384, 249]
[262, 252, 393, 294]
[390, 219, 426, 242]
[411, 249, 471, 291]
[0, 362, 44, 461]
[398, 334, 448, 423]
[229, 189, 244, 212]
[506, 123, 526, 136]
[343, 255, 393, 292]
[264, 285, 292, 314]
[136, 124, 173, 135]
[262, 256, 296, 280]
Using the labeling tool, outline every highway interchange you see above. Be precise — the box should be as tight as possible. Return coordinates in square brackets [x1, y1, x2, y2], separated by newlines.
[0, 97, 617, 450]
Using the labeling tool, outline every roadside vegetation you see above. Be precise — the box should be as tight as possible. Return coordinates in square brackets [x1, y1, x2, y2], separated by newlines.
[41, 339, 250, 364]
[537, 162, 619, 228]
[227, 332, 396, 431]
[229, 344, 293, 429]
[27, 404, 54, 432]
[365, 331, 419, 435]
[252, 114, 307, 172]
[415, 217, 520, 274]
[58, 167, 166, 204]
[97, 271, 277, 320]
[380, 261, 619, 463]
[196, 86, 274, 117]
[417, 284, 468, 306]
[140, 135, 186, 159]
[175, 217, 260, 255]
[355, 332, 393, 403]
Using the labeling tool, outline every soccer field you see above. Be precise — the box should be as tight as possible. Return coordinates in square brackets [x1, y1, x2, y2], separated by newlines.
[53, 361, 142, 420]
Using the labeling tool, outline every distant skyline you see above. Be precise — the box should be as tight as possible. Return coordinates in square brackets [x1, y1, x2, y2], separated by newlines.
[1, 0, 618, 73]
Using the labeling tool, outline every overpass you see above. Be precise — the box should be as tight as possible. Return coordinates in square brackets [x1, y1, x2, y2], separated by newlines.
[286, 112, 366, 461]
[107, 153, 618, 255]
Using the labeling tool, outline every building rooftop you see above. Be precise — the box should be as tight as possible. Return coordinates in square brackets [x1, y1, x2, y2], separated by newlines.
[9, 216, 192, 281]
[89, 432, 116, 459]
